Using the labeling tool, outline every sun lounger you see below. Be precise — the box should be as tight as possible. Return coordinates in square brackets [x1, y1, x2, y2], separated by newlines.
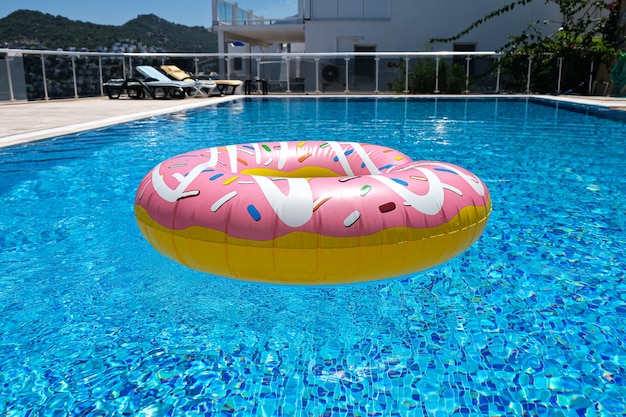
[213, 79, 244, 95]
[137, 65, 215, 98]
[103, 78, 186, 99]
[161, 65, 242, 96]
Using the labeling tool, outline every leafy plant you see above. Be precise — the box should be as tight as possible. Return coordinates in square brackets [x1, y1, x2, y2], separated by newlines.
[430, 0, 624, 94]
[390, 58, 466, 94]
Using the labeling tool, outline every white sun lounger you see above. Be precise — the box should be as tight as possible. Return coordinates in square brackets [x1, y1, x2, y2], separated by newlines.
[136, 65, 216, 98]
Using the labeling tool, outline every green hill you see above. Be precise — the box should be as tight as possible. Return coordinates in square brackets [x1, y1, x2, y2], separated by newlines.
[0, 10, 218, 52]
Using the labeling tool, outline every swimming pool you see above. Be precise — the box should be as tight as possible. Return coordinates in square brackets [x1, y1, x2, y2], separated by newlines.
[0, 97, 624, 415]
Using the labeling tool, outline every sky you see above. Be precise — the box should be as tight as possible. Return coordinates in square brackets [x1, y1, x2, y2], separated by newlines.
[0, 0, 214, 27]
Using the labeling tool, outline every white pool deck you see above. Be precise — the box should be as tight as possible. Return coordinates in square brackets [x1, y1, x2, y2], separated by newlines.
[1, 94, 625, 149]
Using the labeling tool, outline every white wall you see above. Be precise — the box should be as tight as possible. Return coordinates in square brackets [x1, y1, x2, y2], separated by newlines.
[304, 0, 562, 52]
[310, 0, 390, 19]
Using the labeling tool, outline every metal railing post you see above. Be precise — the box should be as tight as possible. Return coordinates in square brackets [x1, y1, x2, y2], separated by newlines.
[404, 57, 410, 94]
[526, 57, 532, 94]
[314, 57, 320, 94]
[464, 55, 471, 93]
[344, 57, 350, 93]
[286, 57, 291, 93]
[40, 55, 49, 100]
[434, 56, 440, 94]
[296, 55, 301, 80]
[98, 56, 104, 96]
[194, 57, 199, 76]
[255, 57, 261, 82]
[374, 57, 380, 94]
[495, 55, 501, 94]
[588, 61, 594, 95]
[71, 56, 79, 99]
[556, 57, 564, 95]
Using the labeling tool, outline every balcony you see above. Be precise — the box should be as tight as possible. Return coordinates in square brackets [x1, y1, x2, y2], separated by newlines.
[212, 0, 304, 46]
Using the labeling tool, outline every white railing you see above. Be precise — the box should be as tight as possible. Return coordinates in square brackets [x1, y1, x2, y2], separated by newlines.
[213, 0, 300, 26]
[0, 49, 604, 102]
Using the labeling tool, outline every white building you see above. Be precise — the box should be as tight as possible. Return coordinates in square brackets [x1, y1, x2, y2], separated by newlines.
[211, 0, 562, 91]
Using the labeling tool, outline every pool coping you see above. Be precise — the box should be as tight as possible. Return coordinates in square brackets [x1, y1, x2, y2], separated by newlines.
[1, 94, 625, 149]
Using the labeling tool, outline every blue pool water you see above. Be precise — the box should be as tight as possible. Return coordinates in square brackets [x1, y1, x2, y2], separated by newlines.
[0, 97, 625, 416]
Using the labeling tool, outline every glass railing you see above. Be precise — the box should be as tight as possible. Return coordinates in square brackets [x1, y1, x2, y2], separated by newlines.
[215, 0, 299, 26]
[0, 49, 611, 102]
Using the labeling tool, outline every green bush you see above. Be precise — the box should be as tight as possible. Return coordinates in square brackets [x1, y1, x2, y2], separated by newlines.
[391, 59, 466, 94]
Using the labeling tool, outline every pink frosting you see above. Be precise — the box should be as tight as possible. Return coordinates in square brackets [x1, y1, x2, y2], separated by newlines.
[135, 141, 490, 240]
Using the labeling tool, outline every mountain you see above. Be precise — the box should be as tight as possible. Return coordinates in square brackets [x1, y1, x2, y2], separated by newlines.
[0, 10, 217, 52]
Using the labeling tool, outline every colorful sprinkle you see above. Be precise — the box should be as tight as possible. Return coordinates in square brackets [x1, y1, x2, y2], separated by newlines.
[391, 178, 409, 186]
[343, 210, 361, 227]
[379, 202, 396, 213]
[211, 191, 237, 212]
[298, 153, 312, 163]
[168, 163, 187, 168]
[394, 156, 404, 161]
[360, 185, 372, 196]
[298, 141, 306, 147]
[434, 167, 458, 174]
[264, 158, 273, 166]
[339, 176, 360, 182]
[320, 142, 330, 148]
[410, 175, 428, 181]
[222, 176, 239, 185]
[138, 178, 152, 200]
[242, 145, 255, 150]
[313, 196, 331, 212]
[247, 205, 261, 221]
[209, 173, 224, 181]
[333, 149, 354, 162]
[236, 157, 248, 166]
[378, 164, 394, 171]
[262, 144, 272, 152]
[237, 147, 255, 156]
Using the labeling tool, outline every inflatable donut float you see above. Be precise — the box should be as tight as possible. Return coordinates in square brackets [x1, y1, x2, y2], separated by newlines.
[134, 141, 491, 285]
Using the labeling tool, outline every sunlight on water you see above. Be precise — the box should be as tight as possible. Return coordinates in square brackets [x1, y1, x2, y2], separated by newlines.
[0, 97, 625, 415]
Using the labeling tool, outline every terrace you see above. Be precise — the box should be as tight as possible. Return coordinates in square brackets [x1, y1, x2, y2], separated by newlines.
[2, 47, 625, 149]
[1, 49, 619, 103]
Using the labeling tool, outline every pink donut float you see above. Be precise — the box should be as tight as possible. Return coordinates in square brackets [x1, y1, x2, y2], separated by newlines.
[134, 141, 491, 285]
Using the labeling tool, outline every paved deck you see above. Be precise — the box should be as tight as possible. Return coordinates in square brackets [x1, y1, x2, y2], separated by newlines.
[1, 94, 625, 149]
[0, 96, 239, 149]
